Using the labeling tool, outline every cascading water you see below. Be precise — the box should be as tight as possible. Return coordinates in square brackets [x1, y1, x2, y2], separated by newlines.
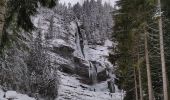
[108, 79, 115, 93]
[107, 69, 116, 93]
[89, 62, 98, 84]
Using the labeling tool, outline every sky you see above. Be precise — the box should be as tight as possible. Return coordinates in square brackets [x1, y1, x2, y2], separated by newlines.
[59, 0, 116, 6]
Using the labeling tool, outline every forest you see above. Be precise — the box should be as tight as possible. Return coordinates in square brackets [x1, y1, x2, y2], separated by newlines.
[0, 0, 170, 100]
[113, 0, 170, 100]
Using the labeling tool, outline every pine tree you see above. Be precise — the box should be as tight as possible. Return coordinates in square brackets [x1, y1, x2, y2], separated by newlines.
[27, 30, 58, 99]
[73, 3, 82, 19]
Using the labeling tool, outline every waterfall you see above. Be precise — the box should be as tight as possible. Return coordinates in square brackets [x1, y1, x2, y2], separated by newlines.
[108, 79, 115, 93]
[110, 81, 115, 93]
[89, 62, 98, 84]
[75, 21, 85, 58]
[74, 21, 98, 84]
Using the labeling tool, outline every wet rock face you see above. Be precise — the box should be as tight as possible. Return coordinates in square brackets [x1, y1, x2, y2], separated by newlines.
[97, 69, 109, 82]
[58, 64, 75, 74]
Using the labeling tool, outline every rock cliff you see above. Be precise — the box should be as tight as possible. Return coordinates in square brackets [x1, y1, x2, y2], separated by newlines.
[31, 7, 122, 100]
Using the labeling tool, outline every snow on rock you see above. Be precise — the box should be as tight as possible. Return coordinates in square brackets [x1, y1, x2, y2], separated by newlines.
[5, 91, 18, 99]
[50, 38, 75, 53]
[84, 39, 115, 75]
[104, 39, 114, 47]
[13, 94, 36, 100]
[0, 89, 35, 100]
[0, 89, 6, 100]
[31, 7, 77, 73]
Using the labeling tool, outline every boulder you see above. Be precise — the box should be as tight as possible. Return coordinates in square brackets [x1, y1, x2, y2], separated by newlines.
[74, 57, 90, 78]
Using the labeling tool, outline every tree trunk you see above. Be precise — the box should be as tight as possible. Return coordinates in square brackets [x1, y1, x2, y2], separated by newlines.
[157, 0, 168, 100]
[134, 68, 138, 100]
[137, 51, 143, 100]
[144, 27, 153, 100]
[138, 66, 143, 100]
[136, 38, 143, 100]
[0, 0, 6, 45]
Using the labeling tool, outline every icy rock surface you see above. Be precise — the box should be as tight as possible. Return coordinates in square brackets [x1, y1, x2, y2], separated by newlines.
[31, 7, 122, 100]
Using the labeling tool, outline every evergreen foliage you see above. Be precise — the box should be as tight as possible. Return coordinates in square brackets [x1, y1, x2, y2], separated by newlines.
[27, 31, 58, 99]
[0, 0, 59, 99]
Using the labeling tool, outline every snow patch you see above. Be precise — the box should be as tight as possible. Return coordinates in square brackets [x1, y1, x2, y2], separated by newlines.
[0, 89, 35, 100]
